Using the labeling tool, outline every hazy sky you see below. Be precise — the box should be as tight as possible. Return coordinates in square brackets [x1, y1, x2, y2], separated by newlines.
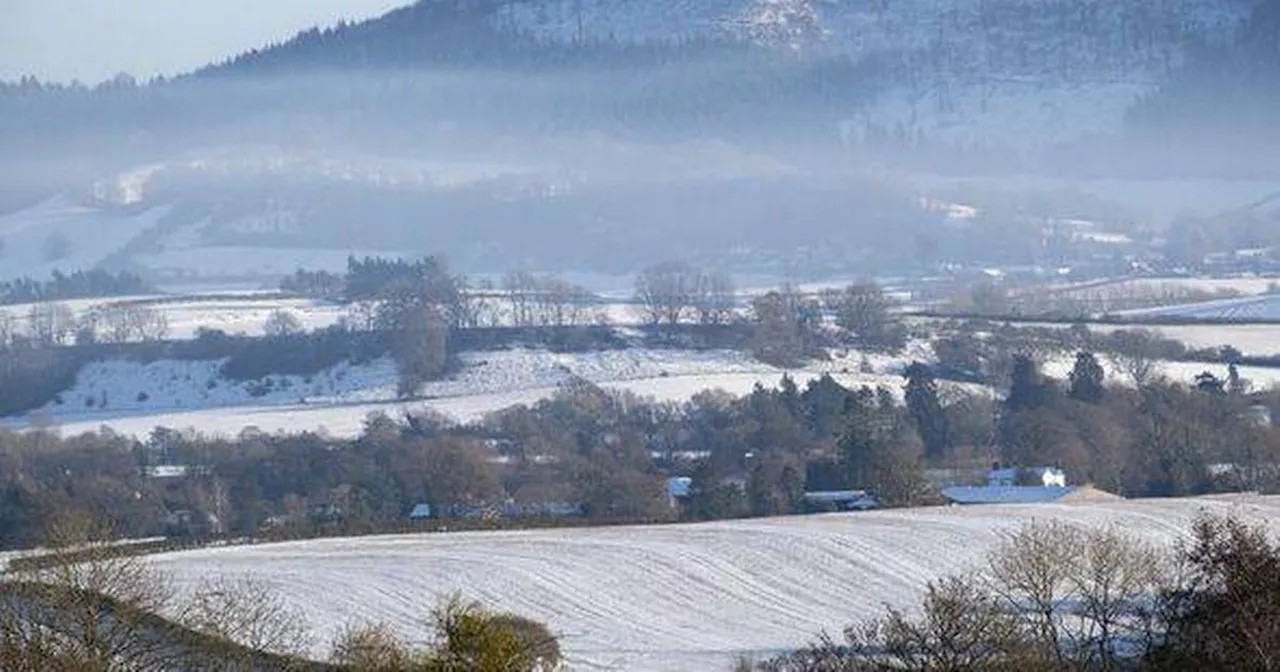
[1, 0, 408, 84]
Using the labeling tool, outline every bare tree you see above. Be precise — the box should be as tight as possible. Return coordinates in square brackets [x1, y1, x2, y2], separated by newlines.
[693, 270, 736, 325]
[1106, 329, 1160, 387]
[468, 277, 503, 328]
[26, 302, 76, 346]
[96, 304, 169, 343]
[178, 575, 312, 657]
[634, 260, 699, 327]
[392, 303, 449, 398]
[342, 301, 379, 332]
[504, 271, 537, 327]
[543, 277, 593, 327]
[824, 282, 906, 353]
[330, 621, 419, 669]
[988, 520, 1165, 667]
[2, 514, 176, 669]
[263, 309, 304, 337]
[752, 520, 1168, 671]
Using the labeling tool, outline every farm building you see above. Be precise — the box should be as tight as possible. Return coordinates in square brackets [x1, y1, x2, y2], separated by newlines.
[801, 490, 879, 512]
[943, 464, 1074, 505]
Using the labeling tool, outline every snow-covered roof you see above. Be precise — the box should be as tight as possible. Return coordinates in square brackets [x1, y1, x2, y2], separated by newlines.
[409, 503, 432, 519]
[144, 465, 189, 478]
[802, 490, 871, 503]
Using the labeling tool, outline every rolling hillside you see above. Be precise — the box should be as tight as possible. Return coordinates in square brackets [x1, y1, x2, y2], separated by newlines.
[147, 494, 1280, 671]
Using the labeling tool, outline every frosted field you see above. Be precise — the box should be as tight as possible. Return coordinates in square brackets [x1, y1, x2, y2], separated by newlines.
[0, 295, 346, 341]
[1009, 321, 1280, 358]
[147, 297, 346, 339]
[1043, 353, 1280, 391]
[1113, 293, 1280, 321]
[0, 197, 171, 282]
[24, 346, 955, 438]
[148, 495, 1280, 671]
[1053, 277, 1280, 300]
[1105, 324, 1280, 358]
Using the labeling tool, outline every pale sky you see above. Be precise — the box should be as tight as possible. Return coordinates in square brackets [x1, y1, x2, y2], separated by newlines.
[0, 0, 409, 84]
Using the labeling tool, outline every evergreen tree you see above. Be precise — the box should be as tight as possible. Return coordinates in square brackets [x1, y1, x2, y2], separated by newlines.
[1068, 351, 1106, 403]
[1005, 355, 1046, 412]
[801, 374, 852, 442]
[839, 393, 928, 507]
[904, 362, 950, 460]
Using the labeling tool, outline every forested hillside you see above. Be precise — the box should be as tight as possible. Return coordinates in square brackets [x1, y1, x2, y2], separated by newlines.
[1126, 0, 1280, 177]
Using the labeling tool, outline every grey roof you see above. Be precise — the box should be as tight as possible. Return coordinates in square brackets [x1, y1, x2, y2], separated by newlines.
[803, 490, 871, 502]
[942, 486, 1076, 505]
[409, 503, 432, 519]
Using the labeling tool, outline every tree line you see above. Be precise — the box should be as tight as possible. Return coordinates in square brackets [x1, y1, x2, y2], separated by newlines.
[0, 268, 150, 306]
[3, 344, 1277, 550]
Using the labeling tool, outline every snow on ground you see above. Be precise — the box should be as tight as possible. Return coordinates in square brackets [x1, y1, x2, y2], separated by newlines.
[151, 297, 346, 339]
[0, 295, 346, 341]
[34, 357, 400, 419]
[21, 345, 952, 439]
[0, 197, 171, 282]
[1043, 354, 1280, 391]
[1112, 293, 1280, 321]
[1049, 277, 1278, 301]
[1020, 322, 1280, 359]
[147, 495, 1280, 671]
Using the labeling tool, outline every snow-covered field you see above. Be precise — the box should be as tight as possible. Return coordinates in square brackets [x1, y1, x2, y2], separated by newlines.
[148, 297, 346, 339]
[0, 197, 171, 282]
[1050, 277, 1278, 302]
[1112, 293, 1280, 321]
[147, 495, 1280, 671]
[17, 346, 950, 439]
[1043, 354, 1280, 391]
[1091, 323, 1280, 359]
[1002, 320, 1280, 359]
[0, 295, 347, 341]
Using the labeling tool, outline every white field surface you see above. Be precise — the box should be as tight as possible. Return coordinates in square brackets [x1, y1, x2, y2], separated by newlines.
[1053, 277, 1280, 300]
[15, 345, 955, 439]
[147, 495, 1280, 671]
[0, 197, 171, 282]
[1004, 321, 1280, 359]
[1043, 354, 1280, 391]
[0, 295, 347, 341]
[146, 297, 346, 339]
[1111, 293, 1280, 321]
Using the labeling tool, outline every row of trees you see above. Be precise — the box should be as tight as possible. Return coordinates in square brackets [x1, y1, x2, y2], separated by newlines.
[5, 342, 1276, 549]
[0, 269, 150, 306]
[282, 255, 913, 390]
[0, 301, 169, 348]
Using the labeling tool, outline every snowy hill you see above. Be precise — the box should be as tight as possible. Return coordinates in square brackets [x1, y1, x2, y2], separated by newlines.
[16, 345, 944, 438]
[211, 0, 1252, 150]
[148, 494, 1280, 670]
